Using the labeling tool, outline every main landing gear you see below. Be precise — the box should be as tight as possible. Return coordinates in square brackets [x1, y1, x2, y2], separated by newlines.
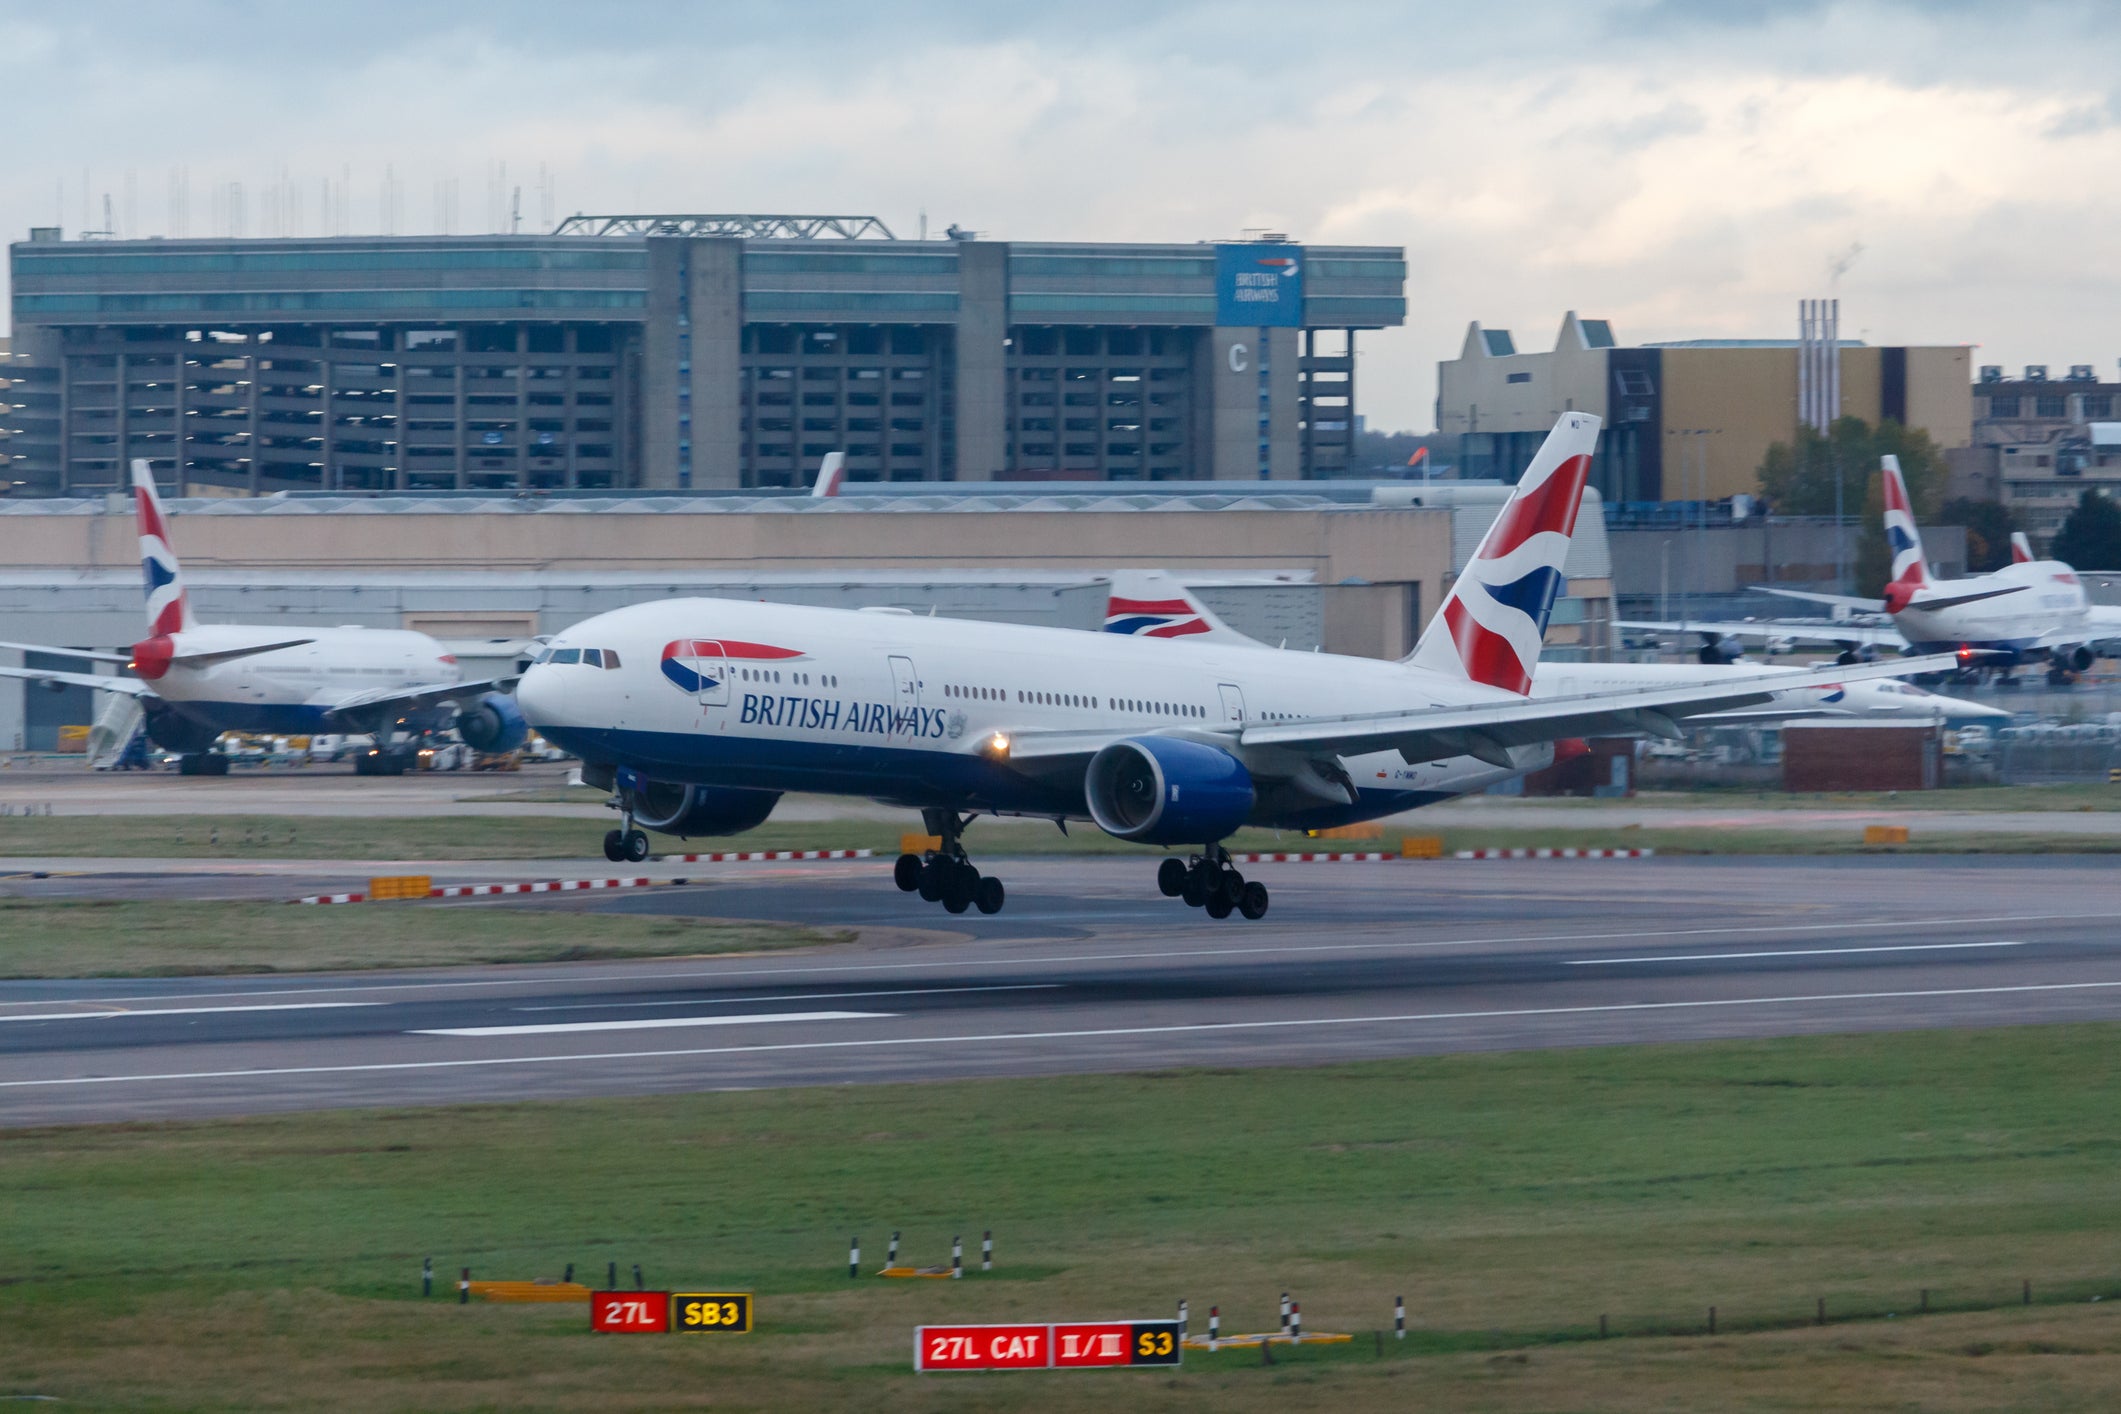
[893, 809, 1005, 915]
[1158, 845, 1269, 921]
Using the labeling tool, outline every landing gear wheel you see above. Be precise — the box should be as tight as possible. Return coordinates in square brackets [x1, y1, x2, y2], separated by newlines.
[918, 860, 945, 902]
[623, 829, 651, 863]
[942, 868, 976, 914]
[603, 829, 626, 863]
[974, 875, 1005, 915]
[1157, 857, 1187, 897]
[1181, 870, 1209, 908]
[894, 853, 923, 892]
[1204, 890, 1234, 920]
[1239, 881, 1270, 920]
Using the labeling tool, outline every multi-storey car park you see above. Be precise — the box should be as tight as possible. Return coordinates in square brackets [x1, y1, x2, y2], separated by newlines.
[3, 215, 1406, 496]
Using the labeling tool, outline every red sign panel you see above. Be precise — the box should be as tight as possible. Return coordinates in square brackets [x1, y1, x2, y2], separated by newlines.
[591, 1291, 670, 1333]
[1052, 1323, 1133, 1367]
[915, 1323, 1049, 1371]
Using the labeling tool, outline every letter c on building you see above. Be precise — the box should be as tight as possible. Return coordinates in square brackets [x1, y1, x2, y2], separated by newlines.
[1227, 341, 1250, 373]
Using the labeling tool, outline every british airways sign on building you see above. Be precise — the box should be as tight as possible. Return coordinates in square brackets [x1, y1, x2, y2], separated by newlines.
[1216, 244, 1304, 327]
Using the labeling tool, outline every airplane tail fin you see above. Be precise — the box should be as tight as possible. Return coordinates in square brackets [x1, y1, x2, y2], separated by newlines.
[1103, 571, 1264, 645]
[2011, 530, 2034, 564]
[1405, 412, 1600, 695]
[1880, 455, 1930, 590]
[132, 459, 195, 637]
[810, 452, 847, 498]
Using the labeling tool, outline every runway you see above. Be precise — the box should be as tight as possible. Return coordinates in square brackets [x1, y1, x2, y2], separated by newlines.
[4, 853, 2119, 1126]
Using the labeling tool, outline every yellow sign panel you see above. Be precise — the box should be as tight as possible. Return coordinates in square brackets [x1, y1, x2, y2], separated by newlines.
[671, 1292, 753, 1333]
[367, 875, 434, 901]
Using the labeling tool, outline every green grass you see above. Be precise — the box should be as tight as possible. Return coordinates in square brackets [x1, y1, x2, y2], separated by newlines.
[5, 1027, 2121, 1409]
[0, 899, 848, 978]
[1545, 782, 2121, 812]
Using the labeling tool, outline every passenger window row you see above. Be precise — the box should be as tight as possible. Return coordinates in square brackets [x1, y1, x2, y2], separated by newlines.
[941, 683, 1207, 719]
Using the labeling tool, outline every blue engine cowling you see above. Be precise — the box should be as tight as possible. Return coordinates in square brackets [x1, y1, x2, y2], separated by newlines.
[1085, 736, 1255, 845]
[455, 692, 529, 753]
[630, 780, 782, 837]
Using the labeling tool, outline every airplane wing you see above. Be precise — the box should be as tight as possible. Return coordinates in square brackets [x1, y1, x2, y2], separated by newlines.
[0, 640, 132, 665]
[0, 637, 316, 670]
[1004, 653, 1965, 773]
[1619, 618, 1908, 650]
[320, 676, 517, 727]
[0, 665, 157, 698]
[1906, 584, 2029, 613]
[1753, 586, 1887, 613]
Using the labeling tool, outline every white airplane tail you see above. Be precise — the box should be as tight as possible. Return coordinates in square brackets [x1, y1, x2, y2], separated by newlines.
[132, 459, 196, 637]
[810, 452, 848, 498]
[2011, 530, 2034, 565]
[1406, 413, 1600, 695]
[1102, 571, 1263, 645]
[1880, 455, 1930, 593]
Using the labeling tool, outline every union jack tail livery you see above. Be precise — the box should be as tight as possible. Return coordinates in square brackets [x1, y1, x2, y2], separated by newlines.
[1103, 571, 1260, 644]
[1406, 412, 1599, 695]
[2011, 530, 2034, 565]
[132, 459, 195, 637]
[809, 451, 848, 498]
[1880, 455, 1930, 592]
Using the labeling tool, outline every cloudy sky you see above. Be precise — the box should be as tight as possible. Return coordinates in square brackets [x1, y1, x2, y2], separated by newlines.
[4, 0, 2117, 430]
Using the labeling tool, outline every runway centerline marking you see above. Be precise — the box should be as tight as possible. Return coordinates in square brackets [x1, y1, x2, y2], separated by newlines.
[11, 978, 2121, 1090]
[1568, 941, 2028, 966]
[510, 984, 1057, 1013]
[0, 912, 2086, 1009]
[0, 1002, 377, 1024]
[412, 1009, 892, 1038]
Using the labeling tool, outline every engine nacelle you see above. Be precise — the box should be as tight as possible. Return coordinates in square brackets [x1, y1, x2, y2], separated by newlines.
[628, 780, 782, 837]
[1697, 635, 1744, 665]
[2056, 644, 2095, 673]
[143, 705, 221, 755]
[1085, 736, 1255, 846]
[455, 692, 530, 753]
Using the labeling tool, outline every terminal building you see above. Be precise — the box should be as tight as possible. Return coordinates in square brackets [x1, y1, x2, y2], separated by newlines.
[2, 216, 1406, 496]
[1954, 362, 2121, 542]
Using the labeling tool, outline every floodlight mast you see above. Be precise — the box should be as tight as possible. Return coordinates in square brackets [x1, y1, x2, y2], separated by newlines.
[549, 214, 898, 239]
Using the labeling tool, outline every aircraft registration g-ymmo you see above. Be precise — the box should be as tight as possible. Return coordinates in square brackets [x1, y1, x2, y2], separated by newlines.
[1625, 457, 2120, 678]
[0, 460, 526, 774]
[519, 414, 1962, 920]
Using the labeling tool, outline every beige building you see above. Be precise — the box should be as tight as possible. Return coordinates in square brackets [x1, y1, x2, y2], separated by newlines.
[1952, 363, 2121, 542]
[1437, 312, 1971, 504]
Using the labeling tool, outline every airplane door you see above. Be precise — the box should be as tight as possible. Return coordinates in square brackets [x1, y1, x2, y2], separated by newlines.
[1218, 683, 1247, 723]
[889, 654, 921, 735]
[692, 641, 729, 707]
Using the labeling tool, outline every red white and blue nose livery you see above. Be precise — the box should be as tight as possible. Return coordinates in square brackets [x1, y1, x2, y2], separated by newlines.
[1104, 596, 1210, 639]
[134, 462, 193, 638]
[659, 638, 805, 693]
[1408, 412, 1599, 696]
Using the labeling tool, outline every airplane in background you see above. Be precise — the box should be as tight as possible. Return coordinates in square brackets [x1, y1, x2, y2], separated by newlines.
[1102, 572, 2010, 726]
[810, 451, 848, 498]
[2012, 531, 2036, 564]
[0, 461, 527, 775]
[1624, 456, 2121, 680]
[518, 414, 1961, 919]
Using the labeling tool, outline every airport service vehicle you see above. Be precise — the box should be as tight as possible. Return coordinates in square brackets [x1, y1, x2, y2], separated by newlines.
[0, 460, 526, 775]
[1626, 456, 2121, 677]
[519, 414, 1960, 920]
[1103, 572, 2010, 727]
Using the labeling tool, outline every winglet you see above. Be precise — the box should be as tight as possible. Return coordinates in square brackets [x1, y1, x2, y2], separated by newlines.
[810, 452, 847, 498]
[1103, 571, 1264, 645]
[2011, 530, 2034, 564]
[1880, 455, 1930, 594]
[1406, 412, 1600, 695]
[132, 459, 195, 637]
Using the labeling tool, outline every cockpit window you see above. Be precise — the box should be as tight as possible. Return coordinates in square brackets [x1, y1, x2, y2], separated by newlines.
[550, 648, 582, 664]
[582, 649, 603, 668]
[602, 650, 622, 669]
[533, 648, 555, 664]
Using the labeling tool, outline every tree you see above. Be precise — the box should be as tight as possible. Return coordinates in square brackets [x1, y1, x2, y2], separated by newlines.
[1939, 497, 2021, 573]
[1755, 417, 1946, 595]
[2049, 489, 2121, 571]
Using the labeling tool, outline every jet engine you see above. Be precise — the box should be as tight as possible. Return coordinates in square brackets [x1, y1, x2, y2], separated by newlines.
[628, 780, 782, 837]
[2055, 644, 2095, 673]
[1085, 736, 1255, 846]
[142, 704, 221, 755]
[455, 692, 529, 753]
[1696, 634, 1744, 665]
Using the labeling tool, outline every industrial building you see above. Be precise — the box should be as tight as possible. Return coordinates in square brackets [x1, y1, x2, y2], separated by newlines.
[2, 217, 1406, 496]
[0, 481, 1615, 750]
[1436, 310, 1972, 505]
[1953, 362, 2121, 541]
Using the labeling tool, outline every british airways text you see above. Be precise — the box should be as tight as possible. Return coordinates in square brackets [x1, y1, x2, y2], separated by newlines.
[739, 693, 948, 738]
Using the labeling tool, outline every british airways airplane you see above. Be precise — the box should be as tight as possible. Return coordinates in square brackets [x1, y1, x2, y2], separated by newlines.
[518, 415, 1959, 919]
[0, 461, 525, 773]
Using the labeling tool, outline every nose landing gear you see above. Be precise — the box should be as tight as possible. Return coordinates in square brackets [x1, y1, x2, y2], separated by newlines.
[602, 807, 650, 864]
[893, 809, 1006, 915]
[1160, 844, 1268, 920]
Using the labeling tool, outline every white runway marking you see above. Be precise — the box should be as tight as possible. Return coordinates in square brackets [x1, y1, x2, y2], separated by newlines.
[510, 984, 1056, 1013]
[0, 1002, 377, 1024]
[412, 1009, 891, 1038]
[10, 978, 2121, 1089]
[1568, 941, 2027, 966]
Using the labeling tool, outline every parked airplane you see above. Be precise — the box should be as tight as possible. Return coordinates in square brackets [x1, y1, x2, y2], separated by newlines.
[518, 414, 1960, 918]
[1103, 572, 2009, 725]
[1624, 456, 2120, 678]
[2012, 531, 2036, 565]
[0, 461, 526, 774]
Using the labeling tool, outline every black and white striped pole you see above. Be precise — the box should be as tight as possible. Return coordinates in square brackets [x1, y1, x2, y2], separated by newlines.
[633, 1263, 644, 1291]
[1395, 1295, 1405, 1340]
[982, 1230, 993, 1272]
[422, 1256, 432, 1298]
[458, 1266, 470, 1305]
[888, 1231, 899, 1267]
[848, 1236, 860, 1279]
[607, 1261, 617, 1291]
[1279, 1291, 1290, 1333]
[1208, 1306, 1220, 1351]
[1177, 1298, 1188, 1338]
[1291, 1302, 1303, 1341]
[951, 1235, 962, 1280]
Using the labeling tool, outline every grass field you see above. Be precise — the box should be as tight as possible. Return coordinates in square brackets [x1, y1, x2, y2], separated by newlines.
[4, 1026, 2121, 1410]
[0, 900, 846, 978]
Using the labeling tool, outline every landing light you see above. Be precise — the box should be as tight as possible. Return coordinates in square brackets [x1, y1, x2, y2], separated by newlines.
[985, 732, 1011, 758]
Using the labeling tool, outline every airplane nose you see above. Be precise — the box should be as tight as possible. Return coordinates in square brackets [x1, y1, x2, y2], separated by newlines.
[515, 665, 560, 727]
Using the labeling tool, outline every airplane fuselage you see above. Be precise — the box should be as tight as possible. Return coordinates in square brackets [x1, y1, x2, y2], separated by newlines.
[140, 625, 459, 734]
[1893, 560, 2090, 657]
